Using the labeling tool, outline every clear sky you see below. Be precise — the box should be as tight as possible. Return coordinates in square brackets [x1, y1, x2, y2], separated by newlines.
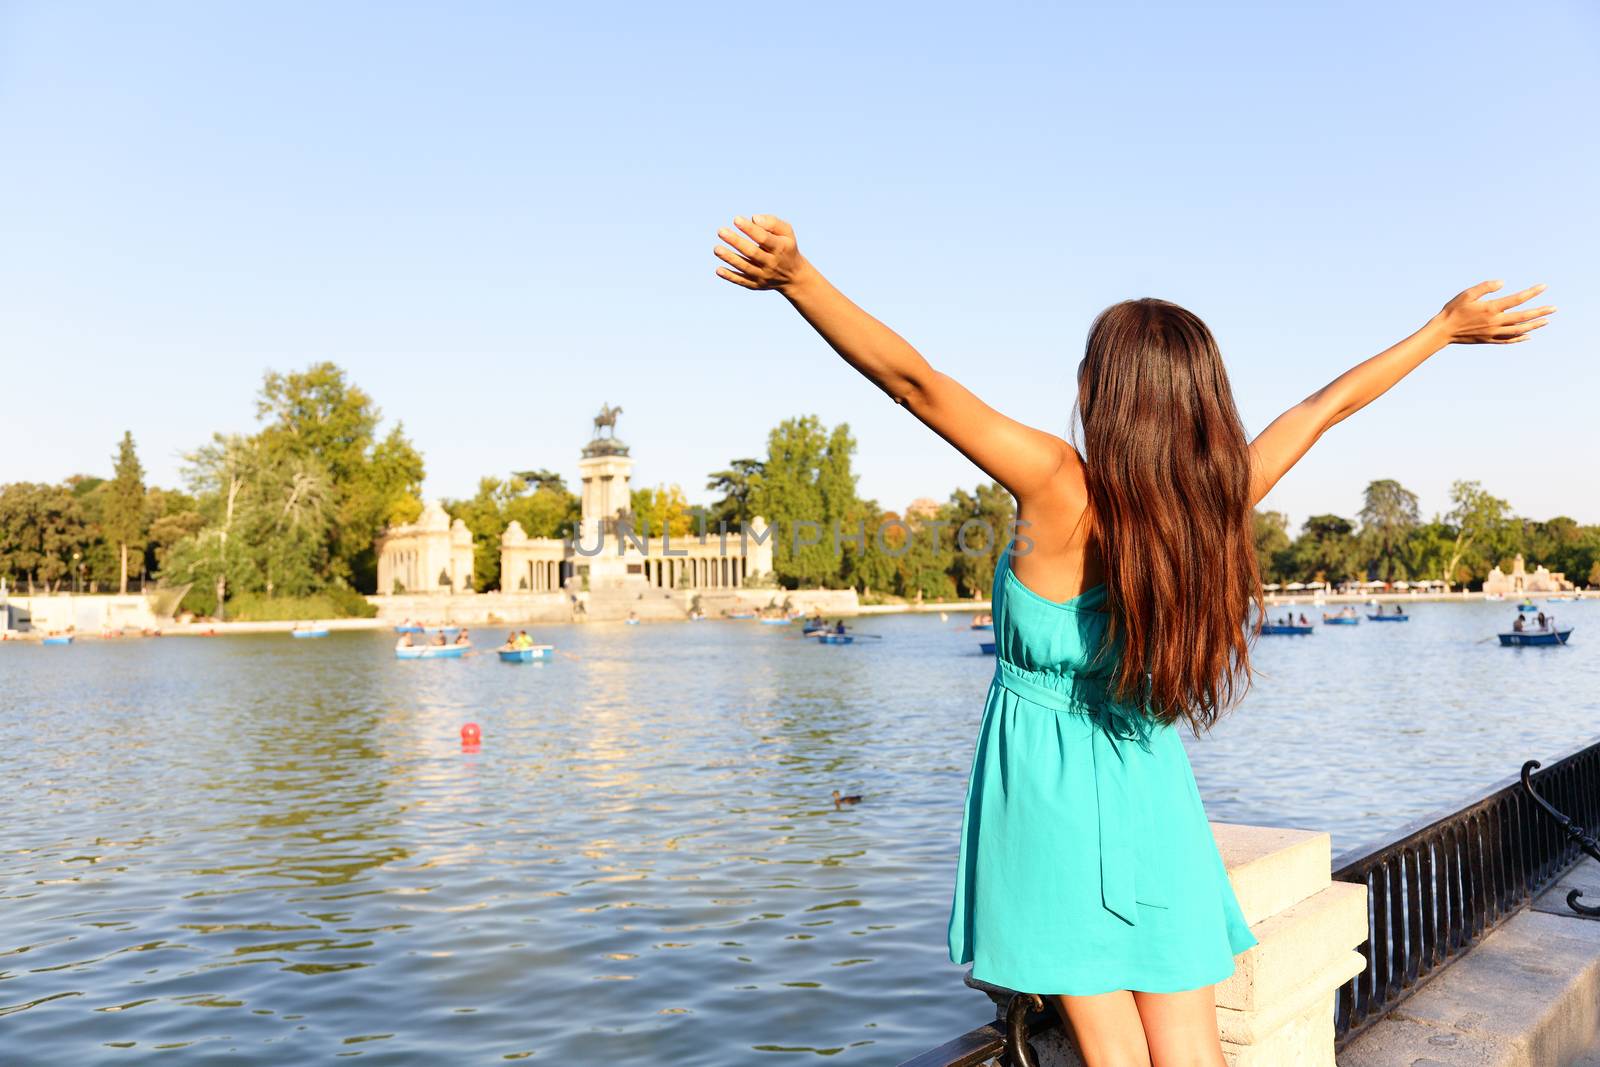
[3, 1, 1596, 531]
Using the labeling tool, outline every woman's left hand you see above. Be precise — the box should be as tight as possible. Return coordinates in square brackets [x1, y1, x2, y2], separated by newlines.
[1432, 281, 1557, 345]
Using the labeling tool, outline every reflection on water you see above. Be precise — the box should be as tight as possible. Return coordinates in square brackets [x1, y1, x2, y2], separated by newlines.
[2, 602, 1596, 1063]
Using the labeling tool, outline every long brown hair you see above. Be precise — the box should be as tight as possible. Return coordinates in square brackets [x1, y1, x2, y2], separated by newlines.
[1076, 298, 1260, 732]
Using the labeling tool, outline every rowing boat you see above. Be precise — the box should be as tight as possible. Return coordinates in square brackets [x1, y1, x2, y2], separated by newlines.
[396, 643, 470, 659]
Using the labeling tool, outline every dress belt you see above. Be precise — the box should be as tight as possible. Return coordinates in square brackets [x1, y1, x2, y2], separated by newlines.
[991, 659, 1159, 925]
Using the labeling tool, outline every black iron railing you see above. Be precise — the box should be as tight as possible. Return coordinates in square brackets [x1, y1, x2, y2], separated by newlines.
[895, 742, 1600, 1066]
[1331, 737, 1600, 1046]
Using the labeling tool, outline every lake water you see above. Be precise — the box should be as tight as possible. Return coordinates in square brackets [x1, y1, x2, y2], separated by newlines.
[3, 601, 1597, 1065]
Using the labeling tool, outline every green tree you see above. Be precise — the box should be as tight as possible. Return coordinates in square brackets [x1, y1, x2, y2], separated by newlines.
[630, 484, 693, 539]
[0, 482, 91, 592]
[1441, 481, 1510, 590]
[896, 508, 958, 600]
[1285, 514, 1360, 586]
[1400, 522, 1458, 585]
[505, 478, 580, 541]
[444, 474, 582, 591]
[943, 482, 1016, 598]
[165, 435, 267, 617]
[705, 459, 765, 528]
[1253, 510, 1291, 584]
[445, 477, 510, 592]
[66, 475, 119, 589]
[843, 504, 905, 596]
[1358, 478, 1419, 581]
[749, 416, 859, 588]
[105, 431, 147, 593]
[254, 363, 424, 590]
[512, 468, 567, 492]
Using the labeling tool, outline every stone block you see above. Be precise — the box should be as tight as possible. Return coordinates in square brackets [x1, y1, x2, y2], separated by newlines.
[1218, 881, 1369, 1011]
[1214, 822, 1334, 925]
[1218, 951, 1366, 1045]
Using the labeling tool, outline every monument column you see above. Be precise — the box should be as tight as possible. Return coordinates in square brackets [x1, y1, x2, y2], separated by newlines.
[575, 403, 646, 592]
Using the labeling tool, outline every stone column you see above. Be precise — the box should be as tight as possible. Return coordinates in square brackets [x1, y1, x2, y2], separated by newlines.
[1211, 824, 1367, 1067]
[959, 823, 1367, 1067]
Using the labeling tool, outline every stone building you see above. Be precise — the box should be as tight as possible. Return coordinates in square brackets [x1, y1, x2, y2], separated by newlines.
[498, 406, 774, 594]
[1483, 553, 1572, 595]
[376, 406, 775, 598]
[375, 500, 475, 594]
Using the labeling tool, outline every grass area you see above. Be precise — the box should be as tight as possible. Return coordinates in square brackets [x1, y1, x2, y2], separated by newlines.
[215, 589, 377, 621]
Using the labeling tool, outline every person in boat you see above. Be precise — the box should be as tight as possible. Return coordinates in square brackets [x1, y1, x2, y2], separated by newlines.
[715, 210, 1556, 1061]
[1392, 604, 1404, 615]
[1514, 614, 1526, 632]
[432, 630, 448, 646]
[834, 619, 847, 634]
[974, 612, 993, 627]
[500, 630, 518, 651]
[455, 627, 471, 645]
[397, 633, 415, 649]
[1297, 613, 1308, 626]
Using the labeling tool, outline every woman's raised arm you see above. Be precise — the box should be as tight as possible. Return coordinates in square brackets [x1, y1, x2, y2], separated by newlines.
[1248, 281, 1555, 505]
[714, 214, 1078, 503]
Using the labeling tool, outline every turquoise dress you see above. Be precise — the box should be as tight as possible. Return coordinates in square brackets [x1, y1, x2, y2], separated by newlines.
[947, 549, 1256, 994]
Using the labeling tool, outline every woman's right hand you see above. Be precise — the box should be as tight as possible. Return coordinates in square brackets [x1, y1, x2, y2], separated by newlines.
[1432, 281, 1556, 344]
[713, 215, 812, 292]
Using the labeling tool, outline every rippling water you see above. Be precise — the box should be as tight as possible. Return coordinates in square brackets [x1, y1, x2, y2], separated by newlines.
[3, 601, 1596, 1064]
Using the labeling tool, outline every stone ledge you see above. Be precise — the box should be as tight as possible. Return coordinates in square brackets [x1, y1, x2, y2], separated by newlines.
[1215, 823, 1334, 925]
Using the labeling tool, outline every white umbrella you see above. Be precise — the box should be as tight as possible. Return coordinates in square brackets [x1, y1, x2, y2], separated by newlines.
[1286, 582, 1306, 590]
[1393, 581, 1410, 589]
[1263, 583, 1281, 591]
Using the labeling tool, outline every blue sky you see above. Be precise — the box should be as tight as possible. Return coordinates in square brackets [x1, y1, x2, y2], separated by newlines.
[2, 1, 1596, 530]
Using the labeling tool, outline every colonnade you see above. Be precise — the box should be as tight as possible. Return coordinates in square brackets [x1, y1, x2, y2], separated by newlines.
[641, 555, 748, 589]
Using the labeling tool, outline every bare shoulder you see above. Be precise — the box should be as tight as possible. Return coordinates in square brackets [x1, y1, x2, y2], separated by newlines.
[1013, 446, 1094, 570]
[1020, 441, 1088, 520]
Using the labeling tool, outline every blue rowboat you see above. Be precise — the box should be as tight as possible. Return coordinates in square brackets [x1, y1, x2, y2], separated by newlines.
[1517, 602, 1537, 612]
[1499, 628, 1573, 647]
[817, 633, 855, 645]
[1322, 615, 1360, 625]
[498, 645, 553, 662]
[291, 628, 330, 639]
[42, 635, 74, 645]
[727, 612, 756, 620]
[970, 622, 993, 631]
[1367, 614, 1409, 622]
[759, 617, 791, 626]
[625, 618, 641, 626]
[396, 643, 470, 660]
[425, 626, 462, 638]
[1261, 624, 1314, 635]
[801, 625, 827, 635]
[978, 641, 996, 654]
[393, 625, 423, 634]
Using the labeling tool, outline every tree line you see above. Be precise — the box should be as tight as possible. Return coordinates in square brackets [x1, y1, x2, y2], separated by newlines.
[2, 364, 1593, 614]
[1254, 478, 1600, 589]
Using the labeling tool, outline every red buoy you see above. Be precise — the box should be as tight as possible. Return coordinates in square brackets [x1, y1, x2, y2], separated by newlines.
[460, 722, 482, 744]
